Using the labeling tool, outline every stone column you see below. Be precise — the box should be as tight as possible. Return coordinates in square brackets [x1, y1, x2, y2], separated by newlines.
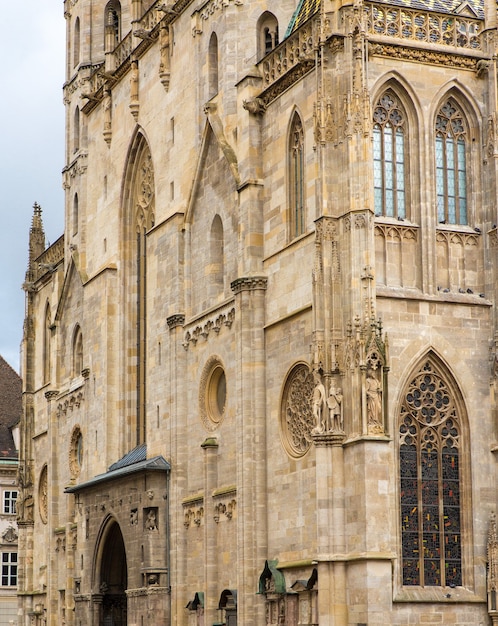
[231, 277, 267, 626]
[202, 438, 218, 626]
[167, 313, 187, 626]
[313, 433, 347, 626]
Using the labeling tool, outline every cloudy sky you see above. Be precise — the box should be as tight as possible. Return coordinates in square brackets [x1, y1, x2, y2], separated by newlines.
[1, 4, 66, 372]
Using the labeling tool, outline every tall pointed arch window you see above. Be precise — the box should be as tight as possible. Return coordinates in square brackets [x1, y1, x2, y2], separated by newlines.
[209, 214, 224, 297]
[72, 326, 83, 378]
[133, 142, 155, 446]
[399, 358, 464, 587]
[208, 32, 219, 98]
[43, 304, 51, 385]
[74, 107, 80, 154]
[73, 17, 80, 68]
[435, 100, 468, 225]
[289, 113, 305, 239]
[373, 90, 407, 219]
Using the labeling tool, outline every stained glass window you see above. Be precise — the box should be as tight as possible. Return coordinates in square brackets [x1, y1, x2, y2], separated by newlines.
[289, 114, 305, 239]
[373, 91, 407, 219]
[435, 100, 467, 225]
[399, 360, 462, 587]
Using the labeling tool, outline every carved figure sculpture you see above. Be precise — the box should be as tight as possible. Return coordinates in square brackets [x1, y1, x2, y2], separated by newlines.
[366, 368, 383, 433]
[145, 509, 157, 531]
[327, 385, 343, 432]
[311, 371, 326, 433]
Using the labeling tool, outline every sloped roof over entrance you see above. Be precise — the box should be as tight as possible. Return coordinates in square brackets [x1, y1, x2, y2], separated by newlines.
[65, 444, 170, 493]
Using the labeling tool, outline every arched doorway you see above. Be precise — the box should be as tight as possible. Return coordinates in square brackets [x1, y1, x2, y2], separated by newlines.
[99, 521, 127, 626]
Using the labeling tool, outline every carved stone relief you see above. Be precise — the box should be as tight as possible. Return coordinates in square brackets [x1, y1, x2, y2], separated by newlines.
[183, 497, 204, 528]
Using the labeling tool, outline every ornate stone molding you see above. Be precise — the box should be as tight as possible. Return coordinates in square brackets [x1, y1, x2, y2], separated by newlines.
[230, 276, 268, 294]
[183, 495, 204, 528]
[311, 431, 346, 447]
[62, 153, 89, 189]
[435, 229, 479, 247]
[167, 313, 185, 329]
[74, 594, 91, 603]
[368, 42, 480, 70]
[57, 391, 84, 417]
[374, 222, 418, 242]
[2, 526, 17, 543]
[488, 513, 498, 601]
[260, 60, 315, 107]
[183, 308, 234, 349]
[191, 0, 244, 37]
[489, 227, 498, 248]
[213, 486, 237, 523]
[126, 588, 148, 598]
[364, 3, 483, 51]
[344, 212, 370, 232]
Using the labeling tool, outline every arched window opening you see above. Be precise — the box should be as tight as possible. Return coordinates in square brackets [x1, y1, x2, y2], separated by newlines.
[373, 90, 407, 219]
[399, 358, 464, 587]
[105, 1, 121, 50]
[72, 326, 83, 378]
[209, 215, 224, 296]
[435, 99, 468, 225]
[258, 12, 279, 59]
[43, 304, 51, 385]
[74, 107, 80, 154]
[125, 136, 155, 448]
[208, 32, 219, 98]
[73, 17, 80, 68]
[73, 193, 79, 236]
[289, 113, 305, 239]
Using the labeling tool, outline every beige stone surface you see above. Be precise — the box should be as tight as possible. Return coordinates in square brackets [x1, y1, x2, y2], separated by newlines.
[17, 0, 498, 624]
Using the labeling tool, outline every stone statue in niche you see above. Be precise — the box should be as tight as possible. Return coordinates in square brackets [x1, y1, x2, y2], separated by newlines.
[130, 509, 138, 526]
[327, 385, 343, 432]
[366, 367, 383, 433]
[144, 508, 158, 531]
[311, 370, 327, 433]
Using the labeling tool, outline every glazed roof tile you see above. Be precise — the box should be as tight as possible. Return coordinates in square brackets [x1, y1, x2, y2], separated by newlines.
[285, 0, 484, 36]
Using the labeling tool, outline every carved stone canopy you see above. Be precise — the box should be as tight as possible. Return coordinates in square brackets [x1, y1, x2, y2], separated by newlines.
[258, 560, 287, 595]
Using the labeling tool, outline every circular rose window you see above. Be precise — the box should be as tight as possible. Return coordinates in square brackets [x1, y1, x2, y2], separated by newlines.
[280, 363, 315, 457]
[200, 356, 227, 430]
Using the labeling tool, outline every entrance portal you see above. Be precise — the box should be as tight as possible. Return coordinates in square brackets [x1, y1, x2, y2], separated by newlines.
[100, 521, 127, 626]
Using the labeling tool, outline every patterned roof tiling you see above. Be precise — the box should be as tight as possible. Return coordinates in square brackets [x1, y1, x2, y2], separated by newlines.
[371, 0, 483, 18]
[284, 0, 484, 38]
[285, 0, 321, 37]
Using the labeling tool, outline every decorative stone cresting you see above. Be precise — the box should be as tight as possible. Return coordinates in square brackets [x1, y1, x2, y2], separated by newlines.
[183, 496, 204, 528]
[183, 307, 235, 349]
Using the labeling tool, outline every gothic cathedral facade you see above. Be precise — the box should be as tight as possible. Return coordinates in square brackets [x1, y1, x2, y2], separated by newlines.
[18, 0, 498, 624]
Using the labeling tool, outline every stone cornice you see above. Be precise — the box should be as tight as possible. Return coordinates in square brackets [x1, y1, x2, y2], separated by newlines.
[230, 276, 268, 294]
[167, 314, 185, 329]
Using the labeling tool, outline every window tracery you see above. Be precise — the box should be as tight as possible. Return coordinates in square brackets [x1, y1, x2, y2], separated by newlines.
[289, 114, 305, 239]
[280, 364, 315, 457]
[435, 99, 468, 225]
[399, 359, 463, 587]
[373, 90, 407, 219]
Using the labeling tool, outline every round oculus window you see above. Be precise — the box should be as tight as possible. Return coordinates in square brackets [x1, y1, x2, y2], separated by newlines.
[200, 357, 227, 430]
